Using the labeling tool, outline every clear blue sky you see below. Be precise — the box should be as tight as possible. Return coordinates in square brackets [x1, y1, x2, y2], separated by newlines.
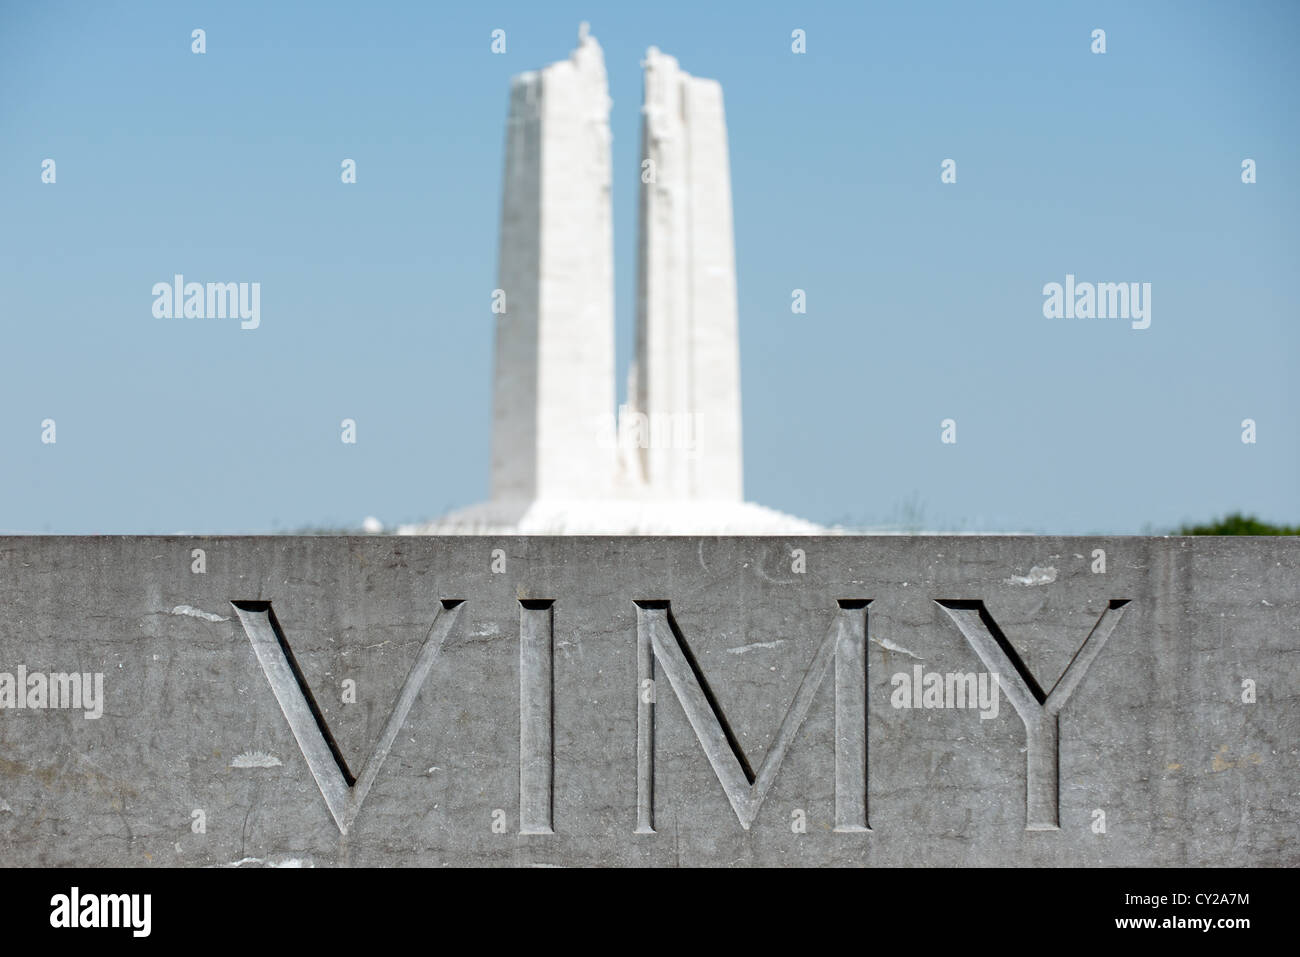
[1, 0, 1296, 533]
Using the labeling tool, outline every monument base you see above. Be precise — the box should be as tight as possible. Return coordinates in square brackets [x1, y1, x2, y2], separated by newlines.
[397, 498, 824, 535]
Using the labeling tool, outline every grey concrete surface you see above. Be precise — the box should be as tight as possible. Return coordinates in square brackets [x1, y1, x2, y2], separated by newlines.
[0, 536, 1294, 866]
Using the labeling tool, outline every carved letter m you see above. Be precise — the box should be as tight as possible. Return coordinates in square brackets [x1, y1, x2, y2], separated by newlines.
[635, 600, 872, 833]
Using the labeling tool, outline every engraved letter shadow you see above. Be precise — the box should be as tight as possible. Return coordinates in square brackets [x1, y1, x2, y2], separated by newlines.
[232, 598, 464, 835]
[635, 599, 871, 833]
[935, 598, 1129, 831]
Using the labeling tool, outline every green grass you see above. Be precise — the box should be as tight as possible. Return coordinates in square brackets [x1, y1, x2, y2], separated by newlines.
[1177, 513, 1299, 535]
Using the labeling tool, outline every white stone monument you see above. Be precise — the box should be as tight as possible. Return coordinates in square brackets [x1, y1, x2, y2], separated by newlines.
[491, 22, 616, 503]
[624, 47, 744, 504]
[402, 28, 821, 535]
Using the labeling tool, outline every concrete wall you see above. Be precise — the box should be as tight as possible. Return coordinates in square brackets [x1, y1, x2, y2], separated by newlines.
[0, 536, 1294, 867]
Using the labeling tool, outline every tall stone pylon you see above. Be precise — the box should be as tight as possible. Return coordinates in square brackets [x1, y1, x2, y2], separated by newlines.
[491, 24, 616, 502]
[401, 34, 822, 534]
[631, 47, 744, 502]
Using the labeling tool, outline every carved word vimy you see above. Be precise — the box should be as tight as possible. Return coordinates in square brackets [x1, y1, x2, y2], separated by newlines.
[0, 537, 1294, 867]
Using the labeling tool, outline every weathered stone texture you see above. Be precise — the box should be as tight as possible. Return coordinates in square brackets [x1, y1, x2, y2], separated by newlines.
[0, 536, 1294, 867]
